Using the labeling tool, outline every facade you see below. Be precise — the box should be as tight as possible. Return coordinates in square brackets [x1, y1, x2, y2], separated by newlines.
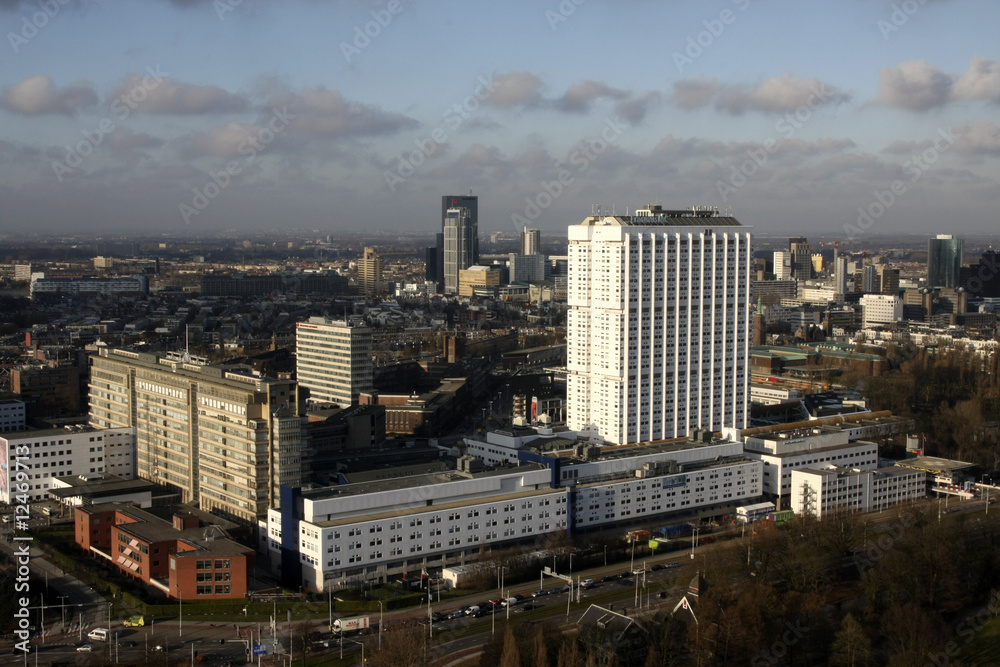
[30, 275, 148, 299]
[0, 425, 135, 503]
[89, 347, 304, 523]
[566, 205, 751, 445]
[458, 265, 502, 297]
[741, 427, 879, 500]
[792, 465, 926, 518]
[296, 317, 373, 408]
[861, 294, 903, 328]
[74, 503, 253, 599]
[749, 384, 802, 406]
[834, 255, 849, 297]
[443, 206, 478, 295]
[270, 429, 761, 590]
[521, 226, 541, 256]
[773, 251, 791, 280]
[12, 364, 82, 418]
[509, 253, 547, 283]
[48, 473, 158, 510]
[0, 399, 26, 433]
[789, 238, 812, 280]
[357, 247, 384, 297]
[927, 234, 963, 289]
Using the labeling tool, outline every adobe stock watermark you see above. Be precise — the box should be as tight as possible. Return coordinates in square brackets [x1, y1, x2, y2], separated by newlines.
[7, 0, 72, 54]
[214, 0, 245, 21]
[845, 126, 957, 241]
[750, 620, 808, 667]
[340, 0, 409, 64]
[673, 0, 751, 73]
[178, 107, 294, 225]
[383, 74, 500, 192]
[51, 66, 168, 183]
[925, 601, 998, 667]
[851, 511, 917, 572]
[966, 255, 999, 295]
[545, 0, 587, 31]
[511, 117, 626, 228]
[877, 0, 933, 41]
[715, 81, 836, 203]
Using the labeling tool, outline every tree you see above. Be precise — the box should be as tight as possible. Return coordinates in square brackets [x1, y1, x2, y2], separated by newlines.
[534, 626, 551, 667]
[499, 626, 520, 667]
[832, 613, 871, 667]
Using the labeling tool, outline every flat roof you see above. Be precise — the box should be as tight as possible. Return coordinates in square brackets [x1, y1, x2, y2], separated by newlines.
[0, 425, 123, 439]
[302, 461, 549, 502]
[81, 502, 249, 556]
[48, 474, 155, 498]
[894, 456, 975, 474]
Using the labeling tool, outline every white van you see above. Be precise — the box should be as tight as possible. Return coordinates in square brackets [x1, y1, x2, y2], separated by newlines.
[87, 628, 109, 642]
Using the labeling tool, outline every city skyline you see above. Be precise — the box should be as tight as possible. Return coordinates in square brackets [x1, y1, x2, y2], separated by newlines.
[1, 1, 999, 237]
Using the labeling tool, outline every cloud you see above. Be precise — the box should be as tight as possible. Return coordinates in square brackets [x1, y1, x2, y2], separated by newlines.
[952, 121, 1000, 156]
[877, 60, 953, 110]
[614, 92, 661, 124]
[107, 75, 247, 115]
[670, 75, 849, 115]
[485, 71, 544, 108]
[105, 129, 164, 157]
[715, 74, 851, 115]
[953, 56, 1000, 103]
[1, 75, 97, 115]
[554, 80, 629, 113]
[179, 121, 267, 159]
[265, 88, 417, 138]
[671, 78, 722, 110]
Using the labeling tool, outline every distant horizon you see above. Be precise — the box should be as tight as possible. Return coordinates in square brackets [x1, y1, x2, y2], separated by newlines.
[0, 1, 998, 236]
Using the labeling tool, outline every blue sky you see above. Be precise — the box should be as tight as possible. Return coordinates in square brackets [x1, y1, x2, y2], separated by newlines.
[1, 0, 998, 238]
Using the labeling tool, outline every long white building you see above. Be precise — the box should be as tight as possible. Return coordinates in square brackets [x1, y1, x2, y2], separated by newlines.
[0, 425, 135, 503]
[296, 317, 373, 407]
[566, 205, 752, 445]
[270, 429, 761, 590]
[792, 465, 926, 519]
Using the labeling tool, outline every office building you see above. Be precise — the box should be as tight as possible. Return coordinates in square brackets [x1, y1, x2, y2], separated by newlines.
[833, 255, 849, 298]
[357, 247, 384, 297]
[789, 238, 812, 280]
[12, 364, 82, 418]
[30, 275, 148, 299]
[270, 429, 761, 590]
[74, 502, 253, 599]
[0, 399, 26, 433]
[773, 251, 792, 280]
[508, 253, 547, 283]
[296, 317, 373, 408]
[792, 465, 925, 519]
[458, 265, 502, 297]
[741, 426, 879, 501]
[0, 425, 135, 503]
[442, 207, 479, 295]
[927, 234, 963, 289]
[521, 226, 541, 256]
[861, 294, 903, 328]
[89, 348, 303, 523]
[566, 205, 751, 445]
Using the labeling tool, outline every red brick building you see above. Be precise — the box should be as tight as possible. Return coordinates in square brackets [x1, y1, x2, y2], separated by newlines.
[74, 503, 254, 599]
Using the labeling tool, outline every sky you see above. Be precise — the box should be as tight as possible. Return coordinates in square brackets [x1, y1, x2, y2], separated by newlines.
[0, 0, 999, 239]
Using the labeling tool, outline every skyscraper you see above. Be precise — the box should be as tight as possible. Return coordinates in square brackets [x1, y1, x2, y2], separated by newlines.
[927, 234, 963, 289]
[296, 317, 373, 407]
[773, 251, 791, 280]
[566, 205, 752, 445]
[442, 205, 478, 294]
[521, 226, 540, 256]
[789, 237, 812, 280]
[833, 254, 849, 298]
[358, 247, 384, 297]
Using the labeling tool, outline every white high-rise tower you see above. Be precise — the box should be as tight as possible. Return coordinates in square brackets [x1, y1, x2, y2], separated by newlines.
[566, 205, 752, 445]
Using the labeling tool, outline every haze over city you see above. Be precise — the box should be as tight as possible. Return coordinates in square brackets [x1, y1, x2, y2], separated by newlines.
[1, 0, 999, 236]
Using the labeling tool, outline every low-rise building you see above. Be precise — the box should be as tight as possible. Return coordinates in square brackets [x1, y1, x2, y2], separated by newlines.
[791, 465, 925, 518]
[0, 425, 135, 503]
[0, 399, 26, 433]
[74, 502, 254, 599]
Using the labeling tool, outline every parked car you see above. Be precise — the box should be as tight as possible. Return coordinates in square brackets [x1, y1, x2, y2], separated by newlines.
[76, 644, 92, 653]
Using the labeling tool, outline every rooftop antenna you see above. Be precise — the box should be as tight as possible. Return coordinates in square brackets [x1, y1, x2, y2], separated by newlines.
[182, 324, 191, 363]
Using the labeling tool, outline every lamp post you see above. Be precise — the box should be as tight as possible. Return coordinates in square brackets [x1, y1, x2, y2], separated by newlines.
[377, 600, 383, 651]
[604, 544, 607, 567]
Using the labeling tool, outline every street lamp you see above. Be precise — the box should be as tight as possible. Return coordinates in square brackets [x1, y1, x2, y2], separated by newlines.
[377, 600, 383, 651]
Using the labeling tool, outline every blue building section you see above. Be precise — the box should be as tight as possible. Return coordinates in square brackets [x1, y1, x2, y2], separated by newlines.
[516, 448, 561, 488]
[280, 485, 302, 589]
